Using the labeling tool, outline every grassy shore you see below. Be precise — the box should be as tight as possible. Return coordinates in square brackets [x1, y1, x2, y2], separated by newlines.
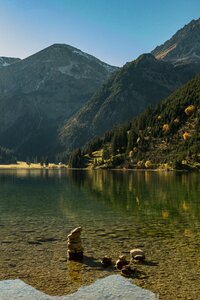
[0, 161, 67, 169]
[0, 160, 199, 171]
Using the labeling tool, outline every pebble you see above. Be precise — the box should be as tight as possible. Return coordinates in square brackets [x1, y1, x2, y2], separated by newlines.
[121, 265, 133, 277]
[116, 255, 129, 270]
[101, 256, 112, 267]
[130, 249, 145, 261]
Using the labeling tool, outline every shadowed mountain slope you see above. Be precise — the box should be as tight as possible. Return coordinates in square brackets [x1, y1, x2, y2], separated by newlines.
[59, 53, 198, 153]
[0, 44, 116, 159]
[152, 18, 200, 66]
[82, 75, 200, 169]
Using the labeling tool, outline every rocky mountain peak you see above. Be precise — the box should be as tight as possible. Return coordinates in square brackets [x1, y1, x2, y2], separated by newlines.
[152, 17, 200, 65]
[22, 43, 117, 74]
[0, 44, 117, 159]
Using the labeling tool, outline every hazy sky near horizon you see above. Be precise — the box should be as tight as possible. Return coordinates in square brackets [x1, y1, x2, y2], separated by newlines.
[0, 0, 200, 66]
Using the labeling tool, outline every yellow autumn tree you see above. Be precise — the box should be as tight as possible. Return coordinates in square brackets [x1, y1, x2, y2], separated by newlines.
[183, 132, 191, 140]
[129, 151, 133, 158]
[162, 124, 170, 132]
[137, 160, 144, 168]
[185, 105, 195, 115]
[173, 118, 180, 125]
[145, 160, 152, 168]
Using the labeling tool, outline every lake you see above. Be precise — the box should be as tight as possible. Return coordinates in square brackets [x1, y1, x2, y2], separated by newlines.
[0, 169, 199, 299]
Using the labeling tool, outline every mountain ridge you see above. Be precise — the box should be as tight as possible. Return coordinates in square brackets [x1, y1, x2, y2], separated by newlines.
[59, 17, 200, 156]
[152, 18, 200, 65]
[1, 17, 200, 161]
[0, 43, 117, 159]
[59, 52, 199, 155]
[80, 75, 200, 169]
[0, 56, 21, 67]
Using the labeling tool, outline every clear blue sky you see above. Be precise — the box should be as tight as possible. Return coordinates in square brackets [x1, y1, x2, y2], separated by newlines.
[0, 0, 200, 66]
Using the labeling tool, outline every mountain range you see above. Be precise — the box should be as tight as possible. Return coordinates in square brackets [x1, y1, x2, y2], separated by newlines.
[59, 18, 200, 155]
[0, 18, 200, 161]
[152, 18, 200, 65]
[59, 53, 198, 155]
[80, 75, 200, 169]
[0, 44, 116, 159]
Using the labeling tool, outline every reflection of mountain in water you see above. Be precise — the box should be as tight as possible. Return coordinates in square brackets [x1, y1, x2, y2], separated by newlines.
[0, 170, 199, 228]
[0, 170, 200, 299]
[67, 171, 200, 225]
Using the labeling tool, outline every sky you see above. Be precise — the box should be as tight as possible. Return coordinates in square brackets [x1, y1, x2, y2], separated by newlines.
[0, 0, 200, 66]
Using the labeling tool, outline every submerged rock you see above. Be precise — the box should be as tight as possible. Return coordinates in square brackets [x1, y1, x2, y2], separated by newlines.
[71, 227, 82, 234]
[116, 255, 129, 270]
[134, 254, 145, 262]
[130, 249, 145, 261]
[67, 251, 83, 261]
[101, 256, 112, 267]
[121, 265, 134, 277]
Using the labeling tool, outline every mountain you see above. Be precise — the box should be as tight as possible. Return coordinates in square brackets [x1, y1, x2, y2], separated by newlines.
[80, 75, 200, 169]
[0, 56, 21, 67]
[60, 18, 200, 155]
[0, 145, 16, 164]
[152, 18, 200, 65]
[59, 53, 198, 154]
[0, 44, 117, 159]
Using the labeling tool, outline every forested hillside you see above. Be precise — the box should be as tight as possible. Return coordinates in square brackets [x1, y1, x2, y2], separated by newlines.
[0, 146, 16, 164]
[71, 75, 200, 169]
[60, 54, 197, 155]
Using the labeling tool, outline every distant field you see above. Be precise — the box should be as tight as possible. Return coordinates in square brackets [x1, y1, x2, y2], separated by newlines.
[0, 161, 66, 169]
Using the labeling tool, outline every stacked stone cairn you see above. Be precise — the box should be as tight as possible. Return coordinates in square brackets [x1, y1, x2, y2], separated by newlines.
[67, 227, 83, 260]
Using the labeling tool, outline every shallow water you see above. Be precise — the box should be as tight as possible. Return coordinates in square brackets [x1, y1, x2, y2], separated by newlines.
[0, 169, 199, 299]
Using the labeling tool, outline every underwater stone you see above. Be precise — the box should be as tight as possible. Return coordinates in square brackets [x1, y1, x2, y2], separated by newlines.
[101, 256, 112, 267]
[116, 255, 129, 270]
[130, 249, 145, 260]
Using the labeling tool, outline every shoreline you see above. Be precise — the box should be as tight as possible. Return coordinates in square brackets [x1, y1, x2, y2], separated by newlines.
[0, 164, 198, 172]
[0, 162, 67, 170]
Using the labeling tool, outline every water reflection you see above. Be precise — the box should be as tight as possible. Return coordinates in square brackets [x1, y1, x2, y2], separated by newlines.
[0, 169, 199, 299]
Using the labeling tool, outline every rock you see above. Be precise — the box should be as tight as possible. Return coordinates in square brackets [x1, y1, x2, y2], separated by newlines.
[101, 256, 112, 267]
[121, 265, 132, 277]
[67, 227, 83, 261]
[119, 255, 127, 260]
[67, 250, 83, 261]
[134, 255, 145, 262]
[67, 239, 82, 247]
[116, 255, 129, 270]
[67, 239, 81, 244]
[116, 260, 126, 270]
[130, 249, 145, 261]
[71, 227, 82, 234]
[68, 246, 84, 252]
[67, 232, 81, 240]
